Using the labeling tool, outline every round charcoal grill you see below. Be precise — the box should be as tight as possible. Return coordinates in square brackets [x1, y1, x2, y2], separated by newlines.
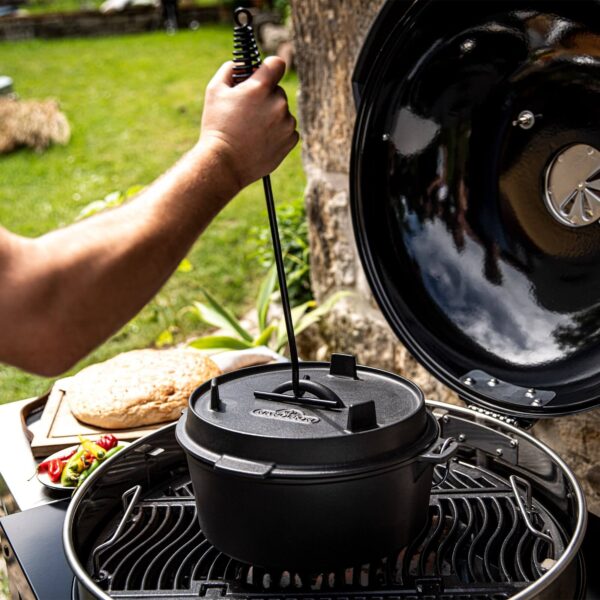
[65, 402, 586, 600]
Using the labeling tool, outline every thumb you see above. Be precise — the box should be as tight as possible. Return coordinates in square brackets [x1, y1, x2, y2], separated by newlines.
[245, 56, 286, 89]
[209, 61, 235, 88]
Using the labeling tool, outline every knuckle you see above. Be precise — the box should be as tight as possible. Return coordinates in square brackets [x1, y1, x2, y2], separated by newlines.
[275, 97, 288, 116]
[252, 77, 269, 92]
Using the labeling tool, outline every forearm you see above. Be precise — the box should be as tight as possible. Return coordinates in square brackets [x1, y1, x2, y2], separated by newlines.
[2, 141, 238, 375]
[0, 57, 297, 376]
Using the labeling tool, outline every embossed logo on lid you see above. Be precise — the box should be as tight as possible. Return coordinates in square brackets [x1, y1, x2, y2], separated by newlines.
[251, 407, 320, 425]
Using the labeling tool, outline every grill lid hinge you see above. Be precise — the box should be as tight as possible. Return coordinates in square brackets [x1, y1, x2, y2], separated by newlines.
[461, 370, 555, 409]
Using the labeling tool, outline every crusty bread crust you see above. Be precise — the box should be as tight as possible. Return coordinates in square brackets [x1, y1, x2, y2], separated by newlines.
[64, 348, 221, 429]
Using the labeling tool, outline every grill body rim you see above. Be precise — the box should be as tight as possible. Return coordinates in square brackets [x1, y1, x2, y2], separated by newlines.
[63, 401, 587, 600]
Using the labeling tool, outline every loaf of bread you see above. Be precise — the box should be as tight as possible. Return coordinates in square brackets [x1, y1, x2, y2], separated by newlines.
[63, 348, 221, 429]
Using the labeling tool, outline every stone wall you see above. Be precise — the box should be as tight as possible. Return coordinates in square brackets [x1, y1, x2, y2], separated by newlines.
[290, 0, 600, 516]
[534, 412, 600, 516]
[0, 5, 226, 41]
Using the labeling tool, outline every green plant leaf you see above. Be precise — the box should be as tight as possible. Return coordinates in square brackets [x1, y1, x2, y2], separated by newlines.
[276, 300, 316, 350]
[194, 289, 253, 342]
[256, 264, 277, 332]
[155, 328, 174, 348]
[253, 323, 277, 347]
[275, 292, 350, 352]
[125, 184, 145, 198]
[176, 305, 201, 321]
[188, 335, 253, 351]
[76, 200, 108, 220]
[75, 189, 127, 220]
[177, 258, 193, 273]
[103, 190, 123, 205]
[286, 266, 309, 286]
[295, 291, 350, 335]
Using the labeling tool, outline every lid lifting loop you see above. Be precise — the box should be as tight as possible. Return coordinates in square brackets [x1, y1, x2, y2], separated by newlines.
[255, 378, 345, 410]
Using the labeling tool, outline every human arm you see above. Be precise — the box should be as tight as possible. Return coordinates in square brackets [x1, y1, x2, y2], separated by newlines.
[0, 57, 298, 376]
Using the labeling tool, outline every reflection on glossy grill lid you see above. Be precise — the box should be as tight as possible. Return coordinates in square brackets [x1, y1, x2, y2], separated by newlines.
[351, 0, 600, 417]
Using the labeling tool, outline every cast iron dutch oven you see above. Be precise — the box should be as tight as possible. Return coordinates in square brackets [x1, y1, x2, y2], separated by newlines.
[176, 354, 456, 570]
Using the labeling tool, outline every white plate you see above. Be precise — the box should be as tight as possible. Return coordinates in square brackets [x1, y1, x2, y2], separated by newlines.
[36, 440, 130, 491]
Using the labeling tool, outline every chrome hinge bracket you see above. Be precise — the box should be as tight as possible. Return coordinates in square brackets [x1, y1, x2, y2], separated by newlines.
[440, 414, 519, 464]
[461, 369, 555, 409]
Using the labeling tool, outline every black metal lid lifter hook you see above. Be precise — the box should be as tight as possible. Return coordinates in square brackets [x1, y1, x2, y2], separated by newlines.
[231, 7, 301, 398]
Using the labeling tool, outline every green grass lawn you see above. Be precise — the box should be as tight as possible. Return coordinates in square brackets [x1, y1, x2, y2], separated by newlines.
[0, 27, 305, 401]
[23, 0, 220, 15]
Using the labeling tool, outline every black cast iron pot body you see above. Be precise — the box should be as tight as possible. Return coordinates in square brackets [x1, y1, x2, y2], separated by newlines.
[176, 358, 455, 570]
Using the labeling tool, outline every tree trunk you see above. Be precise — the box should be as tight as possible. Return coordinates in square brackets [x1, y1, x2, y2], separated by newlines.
[290, 0, 600, 516]
[290, 0, 456, 403]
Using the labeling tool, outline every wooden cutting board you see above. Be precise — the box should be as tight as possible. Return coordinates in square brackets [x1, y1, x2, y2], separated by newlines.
[26, 348, 283, 457]
[28, 383, 168, 457]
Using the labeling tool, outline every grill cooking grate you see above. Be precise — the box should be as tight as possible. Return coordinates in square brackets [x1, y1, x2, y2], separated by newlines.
[87, 462, 565, 600]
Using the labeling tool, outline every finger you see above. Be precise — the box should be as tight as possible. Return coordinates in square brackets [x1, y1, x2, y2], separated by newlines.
[209, 61, 235, 88]
[247, 56, 286, 89]
[281, 112, 296, 133]
[275, 85, 288, 102]
[285, 130, 300, 153]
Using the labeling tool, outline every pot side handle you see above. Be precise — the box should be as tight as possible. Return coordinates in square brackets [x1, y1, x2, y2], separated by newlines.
[418, 437, 458, 464]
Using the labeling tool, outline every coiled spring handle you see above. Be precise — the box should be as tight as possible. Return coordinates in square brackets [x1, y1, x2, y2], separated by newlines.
[233, 9, 261, 82]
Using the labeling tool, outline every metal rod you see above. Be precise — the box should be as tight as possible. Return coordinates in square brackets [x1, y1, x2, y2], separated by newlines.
[262, 175, 300, 395]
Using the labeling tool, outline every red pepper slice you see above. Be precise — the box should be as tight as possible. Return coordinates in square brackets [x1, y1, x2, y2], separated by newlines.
[97, 434, 118, 451]
[47, 459, 64, 483]
[38, 448, 77, 474]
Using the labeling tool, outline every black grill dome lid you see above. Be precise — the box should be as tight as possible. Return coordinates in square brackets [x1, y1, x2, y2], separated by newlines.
[350, 0, 600, 418]
[178, 356, 439, 475]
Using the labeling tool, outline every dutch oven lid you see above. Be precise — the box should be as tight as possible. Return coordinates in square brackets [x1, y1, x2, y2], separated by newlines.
[179, 356, 439, 474]
[350, 0, 600, 418]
